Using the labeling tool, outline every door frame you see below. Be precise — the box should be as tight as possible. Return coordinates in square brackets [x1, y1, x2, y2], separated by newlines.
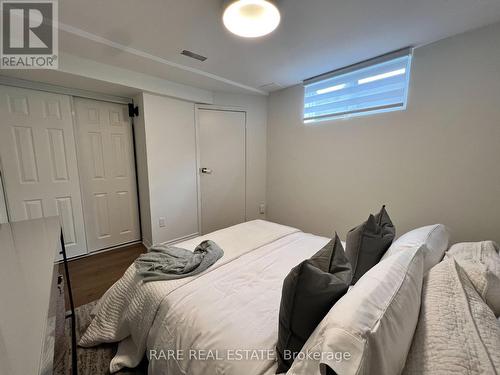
[0, 166, 9, 223]
[194, 105, 247, 234]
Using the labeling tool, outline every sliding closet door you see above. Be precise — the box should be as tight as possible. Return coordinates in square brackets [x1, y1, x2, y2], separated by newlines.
[0, 85, 87, 257]
[73, 98, 140, 252]
[197, 109, 246, 234]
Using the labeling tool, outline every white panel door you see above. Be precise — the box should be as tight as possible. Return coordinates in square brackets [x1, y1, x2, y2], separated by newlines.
[74, 98, 140, 252]
[0, 85, 87, 257]
[198, 109, 246, 234]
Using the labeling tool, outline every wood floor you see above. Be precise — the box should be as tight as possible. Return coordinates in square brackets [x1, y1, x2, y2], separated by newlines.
[60, 243, 146, 309]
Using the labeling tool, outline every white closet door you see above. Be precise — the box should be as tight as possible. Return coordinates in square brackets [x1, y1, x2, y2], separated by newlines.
[0, 85, 87, 257]
[74, 97, 140, 252]
[198, 109, 246, 234]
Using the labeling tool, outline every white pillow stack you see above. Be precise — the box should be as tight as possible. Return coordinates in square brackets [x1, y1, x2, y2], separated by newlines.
[287, 244, 425, 375]
[382, 224, 450, 273]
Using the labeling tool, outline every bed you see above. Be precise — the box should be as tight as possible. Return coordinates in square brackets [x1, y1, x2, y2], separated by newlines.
[80, 219, 500, 375]
[80, 220, 331, 374]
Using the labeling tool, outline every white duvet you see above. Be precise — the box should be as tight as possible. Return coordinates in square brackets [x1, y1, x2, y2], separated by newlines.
[80, 220, 330, 374]
[148, 230, 332, 375]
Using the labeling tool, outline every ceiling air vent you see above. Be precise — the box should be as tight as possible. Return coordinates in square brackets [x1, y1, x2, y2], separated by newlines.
[181, 50, 207, 62]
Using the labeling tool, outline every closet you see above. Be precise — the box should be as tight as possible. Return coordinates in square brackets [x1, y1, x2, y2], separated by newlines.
[0, 85, 140, 258]
[73, 97, 140, 252]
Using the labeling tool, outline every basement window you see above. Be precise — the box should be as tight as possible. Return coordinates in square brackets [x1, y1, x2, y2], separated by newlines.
[303, 48, 412, 123]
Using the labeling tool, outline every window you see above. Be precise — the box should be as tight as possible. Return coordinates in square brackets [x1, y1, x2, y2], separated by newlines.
[303, 48, 412, 123]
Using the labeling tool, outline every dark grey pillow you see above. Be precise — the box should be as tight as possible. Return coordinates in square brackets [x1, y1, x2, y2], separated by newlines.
[276, 234, 352, 373]
[345, 205, 395, 284]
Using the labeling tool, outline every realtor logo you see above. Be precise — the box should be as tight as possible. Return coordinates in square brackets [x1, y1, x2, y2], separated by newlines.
[1, 0, 58, 69]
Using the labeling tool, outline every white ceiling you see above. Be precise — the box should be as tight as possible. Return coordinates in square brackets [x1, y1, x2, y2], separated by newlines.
[11, 0, 500, 95]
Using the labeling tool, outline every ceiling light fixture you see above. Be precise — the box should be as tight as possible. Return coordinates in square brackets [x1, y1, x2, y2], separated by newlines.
[222, 0, 281, 38]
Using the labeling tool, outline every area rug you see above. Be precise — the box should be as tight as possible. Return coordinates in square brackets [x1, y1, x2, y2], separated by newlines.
[54, 300, 147, 375]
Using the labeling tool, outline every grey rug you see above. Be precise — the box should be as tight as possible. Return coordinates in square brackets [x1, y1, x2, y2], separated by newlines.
[54, 301, 147, 375]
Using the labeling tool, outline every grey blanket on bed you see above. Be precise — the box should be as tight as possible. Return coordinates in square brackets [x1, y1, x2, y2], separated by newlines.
[135, 240, 224, 282]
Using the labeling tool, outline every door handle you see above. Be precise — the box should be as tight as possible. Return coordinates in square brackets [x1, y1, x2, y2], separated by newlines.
[200, 168, 212, 174]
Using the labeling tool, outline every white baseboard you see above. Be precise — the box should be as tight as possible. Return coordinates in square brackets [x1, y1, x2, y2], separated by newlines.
[64, 233, 202, 261]
[60, 240, 144, 263]
[155, 232, 200, 247]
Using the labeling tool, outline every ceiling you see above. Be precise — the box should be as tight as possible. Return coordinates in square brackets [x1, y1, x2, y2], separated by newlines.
[10, 0, 500, 95]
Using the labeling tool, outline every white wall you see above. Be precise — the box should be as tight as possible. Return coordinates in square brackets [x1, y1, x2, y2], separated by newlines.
[134, 90, 268, 246]
[59, 52, 213, 103]
[266, 22, 500, 245]
[135, 92, 199, 245]
[212, 92, 268, 220]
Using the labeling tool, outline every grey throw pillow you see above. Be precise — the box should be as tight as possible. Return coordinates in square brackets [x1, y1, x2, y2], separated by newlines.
[345, 205, 395, 284]
[276, 234, 352, 373]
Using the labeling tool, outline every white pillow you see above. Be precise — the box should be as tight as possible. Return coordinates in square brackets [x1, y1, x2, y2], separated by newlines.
[382, 224, 450, 273]
[287, 245, 425, 375]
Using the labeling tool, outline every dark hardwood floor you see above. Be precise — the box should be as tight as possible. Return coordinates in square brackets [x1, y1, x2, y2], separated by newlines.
[60, 243, 146, 309]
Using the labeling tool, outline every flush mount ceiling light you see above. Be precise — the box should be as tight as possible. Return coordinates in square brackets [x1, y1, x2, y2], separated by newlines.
[222, 0, 281, 38]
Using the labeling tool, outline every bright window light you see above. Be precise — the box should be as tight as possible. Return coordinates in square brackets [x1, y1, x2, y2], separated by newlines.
[303, 49, 412, 123]
[358, 68, 406, 85]
[316, 83, 347, 95]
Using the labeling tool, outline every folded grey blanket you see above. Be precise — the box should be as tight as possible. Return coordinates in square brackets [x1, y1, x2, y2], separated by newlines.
[135, 240, 224, 282]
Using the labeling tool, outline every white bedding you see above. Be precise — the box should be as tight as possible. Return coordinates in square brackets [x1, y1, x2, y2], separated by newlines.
[402, 258, 500, 374]
[81, 220, 496, 375]
[147, 231, 332, 375]
[80, 220, 325, 374]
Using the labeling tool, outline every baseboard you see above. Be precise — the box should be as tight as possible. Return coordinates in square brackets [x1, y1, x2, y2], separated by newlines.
[59, 240, 144, 263]
[157, 232, 200, 247]
[63, 233, 202, 261]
